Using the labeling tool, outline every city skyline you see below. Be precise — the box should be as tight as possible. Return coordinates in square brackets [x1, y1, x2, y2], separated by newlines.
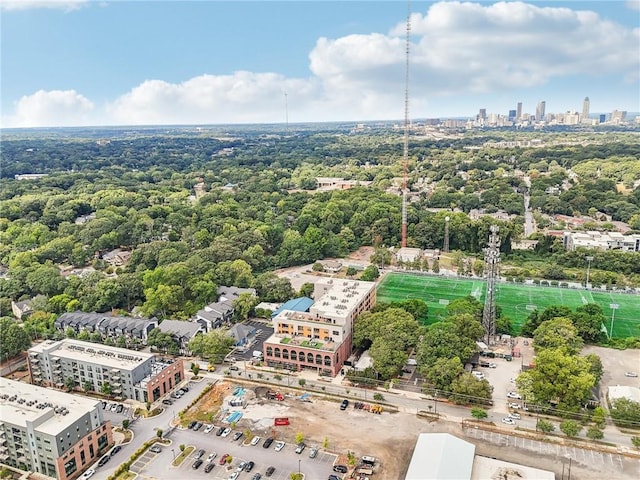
[1, 0, 639, 128]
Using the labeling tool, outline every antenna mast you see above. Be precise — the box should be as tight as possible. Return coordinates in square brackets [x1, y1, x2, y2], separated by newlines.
[401, 2, 411, 248]
[284, 91, 289, 134]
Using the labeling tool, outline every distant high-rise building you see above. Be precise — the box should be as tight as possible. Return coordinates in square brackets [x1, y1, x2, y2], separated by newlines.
[611, 110, 627, 122]
[478, 108, 487, 120]
[508, 110, 517, 121]
[599, 114, 606, 123]
[516, 102, 522, 120]
[536, 101, 546, 122]
[582, 97, 590, 121]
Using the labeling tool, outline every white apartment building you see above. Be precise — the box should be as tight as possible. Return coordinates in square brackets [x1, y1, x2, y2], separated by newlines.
[0, 378, 112, 480]
[28, 339, 184, 404]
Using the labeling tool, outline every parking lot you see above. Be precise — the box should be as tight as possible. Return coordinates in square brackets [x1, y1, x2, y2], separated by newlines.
[137, 423, 339, 480]
[100, 400, 133, 425]
[229, 319, 274, 362]
[466, 427, 627, 474]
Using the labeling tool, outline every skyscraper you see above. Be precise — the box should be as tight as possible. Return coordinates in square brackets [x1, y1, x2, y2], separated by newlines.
[536, 101, 546, 122]
[582, 97, 590, 122]
[516, 102, 522, 120]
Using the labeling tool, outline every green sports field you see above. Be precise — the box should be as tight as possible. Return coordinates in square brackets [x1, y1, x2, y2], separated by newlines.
[376, 272, 640, 338]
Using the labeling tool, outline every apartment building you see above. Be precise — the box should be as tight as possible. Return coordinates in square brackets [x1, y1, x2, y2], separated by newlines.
[563, 231, 640, 252]
[262, 279, 376, 376]
[0, 378, 112, 480]
[27, 339, 184, 404]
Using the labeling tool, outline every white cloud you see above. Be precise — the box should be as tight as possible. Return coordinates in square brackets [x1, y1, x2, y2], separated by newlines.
[8, 90, 94, 127]
[626, 0, 640, 11]
[106, 72, 323, 125]
[0, 0, 88, 11]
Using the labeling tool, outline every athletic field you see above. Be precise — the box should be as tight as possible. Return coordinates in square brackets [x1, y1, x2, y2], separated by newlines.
[376, 272, 640, 338]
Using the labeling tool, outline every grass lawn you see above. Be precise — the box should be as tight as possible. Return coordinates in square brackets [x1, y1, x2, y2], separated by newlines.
[172, 446, 194, 467]
[376, 272, 640, 338]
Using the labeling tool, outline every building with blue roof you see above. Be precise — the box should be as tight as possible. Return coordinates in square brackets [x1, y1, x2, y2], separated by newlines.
[271, 297, 314, 318]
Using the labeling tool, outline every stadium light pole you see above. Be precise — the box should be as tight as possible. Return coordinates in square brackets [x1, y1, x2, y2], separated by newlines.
[609, 304, 619, 339]
[585, 256, 594, 289]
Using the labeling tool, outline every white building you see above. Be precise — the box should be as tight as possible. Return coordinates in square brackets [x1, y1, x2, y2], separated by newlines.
[28, 339, 184, 403]
[0, 378, 112, 480]
[563, 231, 640, 252]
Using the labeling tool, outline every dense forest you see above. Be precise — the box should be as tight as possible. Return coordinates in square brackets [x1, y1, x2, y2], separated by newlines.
[1, 125, 639, 324]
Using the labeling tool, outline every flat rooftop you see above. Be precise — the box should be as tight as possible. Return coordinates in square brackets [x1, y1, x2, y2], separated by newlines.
[263, 332, 340, 353]
[0, 378, 100, 434]
[471, 455, 555, 480]
[311, 279, 375, 320]
[30, 339, 153, 370]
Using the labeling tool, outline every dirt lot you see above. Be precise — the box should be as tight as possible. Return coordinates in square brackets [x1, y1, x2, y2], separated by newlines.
[189, 380, 639, 479]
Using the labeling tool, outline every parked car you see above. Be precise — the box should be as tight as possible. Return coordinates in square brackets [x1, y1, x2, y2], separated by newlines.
[472, 371, 485, 380]
[98, 456, 110, 467]
[116, 404, 124, 413]
[216, 426, 226, 436]
[488, 363, 497, 368]
[192, 459, 203, 469]
[340, 399, 349, 410]
[265, 466, 275, 477]
[219, 453, 230, 465]
[508, 402, 521, 409]
[274, 441, 285, 452]
[110, 446, 121, 456]
[229, 366, 240, 371]
[80, 469, 95, 479]
[228, 473, 239, 480]
[333, 465, 348, 473]
[625, 372, 638, 377]
[221, 427, 232, 437]
[149, 445, 162, 454]
[181, 386, 189, 392]
[188, 421, 197, 429]
[250, 435, 261, 446]
[295, 442, 306, 454]
[509, 412, 521, 420]
[193, 422, 203, 431]
[263, 437, 274, 448]
[162, 399, 173, 406]
[195, 449, 205, 459]
[502, 417, 516, 425]
[204, 463, 215, 473]
[101, 401, 107, 409]
[236, 462, 246, 472]
[507, 391, 522, 399]
[232, 431, 243, 441]
[203, 424, 214, 434]
[309, 446, 318, 458]
[245, 461, 255, 472]
[206, 452, 217, 463]
[328, 475, 341, 480]
[251, 474, 262, 480]
[110, 403, 119, 412]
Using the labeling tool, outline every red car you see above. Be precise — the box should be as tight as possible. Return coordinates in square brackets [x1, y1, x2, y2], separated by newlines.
[219, 454, 230, 465]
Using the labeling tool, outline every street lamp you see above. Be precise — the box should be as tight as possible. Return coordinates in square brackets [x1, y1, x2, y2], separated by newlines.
[298, 459, 301, 475]
[609, 304, 619, 339]
[585, 256, 594, 289]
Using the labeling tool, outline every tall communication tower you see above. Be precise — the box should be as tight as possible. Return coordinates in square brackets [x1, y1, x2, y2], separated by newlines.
[284, 91, 289, 134]
[482, 225, 501, 344]
[443, 216, 450, 253]
[401, 3, 411, 248]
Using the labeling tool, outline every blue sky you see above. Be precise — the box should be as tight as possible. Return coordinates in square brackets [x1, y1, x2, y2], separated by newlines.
[1, 0, 639, 127]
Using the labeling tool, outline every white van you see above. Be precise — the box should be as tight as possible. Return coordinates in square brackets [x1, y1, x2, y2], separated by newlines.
[252, 350, 263, 358]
